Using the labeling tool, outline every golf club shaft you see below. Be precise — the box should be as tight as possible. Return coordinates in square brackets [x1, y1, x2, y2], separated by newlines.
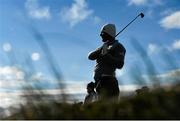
[115, 14, 141, 37]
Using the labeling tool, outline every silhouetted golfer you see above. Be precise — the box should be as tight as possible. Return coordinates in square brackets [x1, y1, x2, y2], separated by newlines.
[88, 23, 126, 100]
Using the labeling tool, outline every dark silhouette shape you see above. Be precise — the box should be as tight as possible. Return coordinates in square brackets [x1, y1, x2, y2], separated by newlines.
[88, 24, 126, 101]
[84, 82, 97, 104]
[136, 86, 149, 95]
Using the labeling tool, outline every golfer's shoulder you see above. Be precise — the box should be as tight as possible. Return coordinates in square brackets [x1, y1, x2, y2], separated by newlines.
[115, 40, 126, 52]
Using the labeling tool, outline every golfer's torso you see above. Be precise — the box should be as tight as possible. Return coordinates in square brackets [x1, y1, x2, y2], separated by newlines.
[94, 44, 117, 77]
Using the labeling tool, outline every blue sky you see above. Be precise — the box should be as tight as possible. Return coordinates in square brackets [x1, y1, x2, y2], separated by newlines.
[0, 0, 180, 101]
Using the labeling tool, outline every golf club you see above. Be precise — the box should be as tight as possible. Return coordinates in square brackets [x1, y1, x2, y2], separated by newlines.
[115, 13, 144, 37]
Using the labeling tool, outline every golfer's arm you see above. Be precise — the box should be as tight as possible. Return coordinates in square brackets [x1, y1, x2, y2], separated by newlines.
[88, 47, 102, 60]
[105, 52, 125, 68]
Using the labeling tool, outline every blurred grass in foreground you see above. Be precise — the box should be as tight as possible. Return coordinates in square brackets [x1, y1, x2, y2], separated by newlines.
[5, 84, 180, 119]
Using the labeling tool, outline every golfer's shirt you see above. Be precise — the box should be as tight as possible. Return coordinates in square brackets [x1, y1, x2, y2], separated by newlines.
[94, 40, 126, 81]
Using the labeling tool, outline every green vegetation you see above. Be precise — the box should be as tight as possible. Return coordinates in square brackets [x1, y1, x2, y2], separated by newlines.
[6, 84, 180, 120]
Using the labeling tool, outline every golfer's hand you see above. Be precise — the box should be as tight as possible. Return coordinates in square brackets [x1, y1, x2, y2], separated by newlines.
[101, 43, 108, 55]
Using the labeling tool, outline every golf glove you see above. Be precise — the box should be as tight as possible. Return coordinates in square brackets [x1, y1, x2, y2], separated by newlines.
[101, 43, 108, 55]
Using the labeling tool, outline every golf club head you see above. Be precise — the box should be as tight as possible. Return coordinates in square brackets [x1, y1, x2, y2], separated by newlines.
[140, 13, 144, 18]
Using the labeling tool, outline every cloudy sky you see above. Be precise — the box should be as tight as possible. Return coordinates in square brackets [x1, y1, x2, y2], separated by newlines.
[0, 0, 180, 107]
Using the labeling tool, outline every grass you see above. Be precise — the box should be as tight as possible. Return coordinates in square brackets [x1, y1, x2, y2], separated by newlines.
[5, 83, 180, 120]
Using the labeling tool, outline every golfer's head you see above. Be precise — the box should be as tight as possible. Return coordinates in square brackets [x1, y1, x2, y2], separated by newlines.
[100, 24, 116, 42]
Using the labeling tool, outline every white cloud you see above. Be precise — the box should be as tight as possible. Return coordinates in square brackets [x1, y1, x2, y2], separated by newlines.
[160, 11, 180, 29]
[25, 0, 51, 20]
[128, 0, 148, 6]
[172, 39, 180, 50]
[141, 69, 180, 88]
[0, 66, 25, 81]
[60, 0, 93, 27]
[128, 0, 163, 6]
[2, 43, 12, 52]
[0, 66, 26, 89]
[31, 52, 40, 61]
[148, 43, 158, 55]
[0, 92, 24, 109]
[119, 85, 140, 92]
[0, 66, 85, 94]
[155, 69, 180, 84]
[0, 66, 47, 89]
